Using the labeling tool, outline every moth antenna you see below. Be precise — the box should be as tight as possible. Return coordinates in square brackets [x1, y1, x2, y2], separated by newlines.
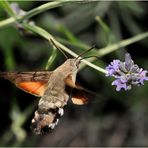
[75, 45, 96, 61]
[50, 39, 68, 59]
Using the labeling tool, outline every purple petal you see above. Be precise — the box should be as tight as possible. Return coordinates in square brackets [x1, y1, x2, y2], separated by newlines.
[138, 69, 148, 85]
[105, 60, 120, 76]
[125, 53, 134, 71]
[112, 79, 128, 91]
[105, 53, 148, 91]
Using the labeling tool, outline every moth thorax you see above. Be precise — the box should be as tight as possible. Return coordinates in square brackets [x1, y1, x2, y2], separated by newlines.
[31, 107, 64, 135]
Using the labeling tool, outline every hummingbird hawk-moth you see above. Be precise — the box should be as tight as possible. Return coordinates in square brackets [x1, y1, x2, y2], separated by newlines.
[0, 57, 93, 135]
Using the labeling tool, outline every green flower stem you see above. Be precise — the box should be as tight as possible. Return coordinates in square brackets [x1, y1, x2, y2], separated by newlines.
[45, 46, 57, 70]
[1, 0, 105, 73]
[57, 37, 89, 49]
[0, 0, 87, 28]
[98, 32, 148, 56]
[22, 23, 107, 74]
[1, 0, 16, 18]
[22, 0, 80, 21]
[79, 31, 148, 69]
[0, 17, 15, 28]
[1, 0, 148, 74]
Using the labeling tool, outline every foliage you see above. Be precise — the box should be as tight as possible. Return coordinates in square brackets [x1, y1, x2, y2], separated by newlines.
[0, 0, 148, 146]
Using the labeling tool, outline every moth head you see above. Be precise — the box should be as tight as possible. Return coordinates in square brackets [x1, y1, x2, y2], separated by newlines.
[62, 58, 80, 87]
[64, 58, 80, 72]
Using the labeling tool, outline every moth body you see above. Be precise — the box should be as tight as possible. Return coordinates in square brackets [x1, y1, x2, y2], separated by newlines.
[0, 58, 90, 135]
[30, 58, 80, 134]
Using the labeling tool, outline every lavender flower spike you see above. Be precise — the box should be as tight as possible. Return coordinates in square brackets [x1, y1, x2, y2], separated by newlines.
[105, 53, 148, 91]
[105, 60, 120, 76]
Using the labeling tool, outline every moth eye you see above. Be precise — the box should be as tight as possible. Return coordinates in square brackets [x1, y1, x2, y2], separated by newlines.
[76, 60, 80, 68]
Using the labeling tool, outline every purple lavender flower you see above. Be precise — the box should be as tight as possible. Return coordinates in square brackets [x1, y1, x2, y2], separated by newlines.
[106, 53, 148, 91]
[112, 79, 128, 91]
[105, 60, 120, 76]
[10, 3, 26, 16]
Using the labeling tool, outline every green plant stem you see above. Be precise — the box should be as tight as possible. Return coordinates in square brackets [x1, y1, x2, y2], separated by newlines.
[1, 0, 16, 18]
[45, 46, 57, 70]
[1, 0, 148, 74]
[0, 0, 87, 28]
[0, 0, 106, 73]
[0, 17, 15, 28]
[79, 31, 148, 69]
[98, 32, 148, 56]
[57, 37, 89, 49]
[22, 0, 80, 20]
[22, 23, 107, 74]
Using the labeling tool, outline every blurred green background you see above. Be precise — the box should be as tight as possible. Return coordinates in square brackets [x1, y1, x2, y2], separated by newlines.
[0, 1, 148, 147]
